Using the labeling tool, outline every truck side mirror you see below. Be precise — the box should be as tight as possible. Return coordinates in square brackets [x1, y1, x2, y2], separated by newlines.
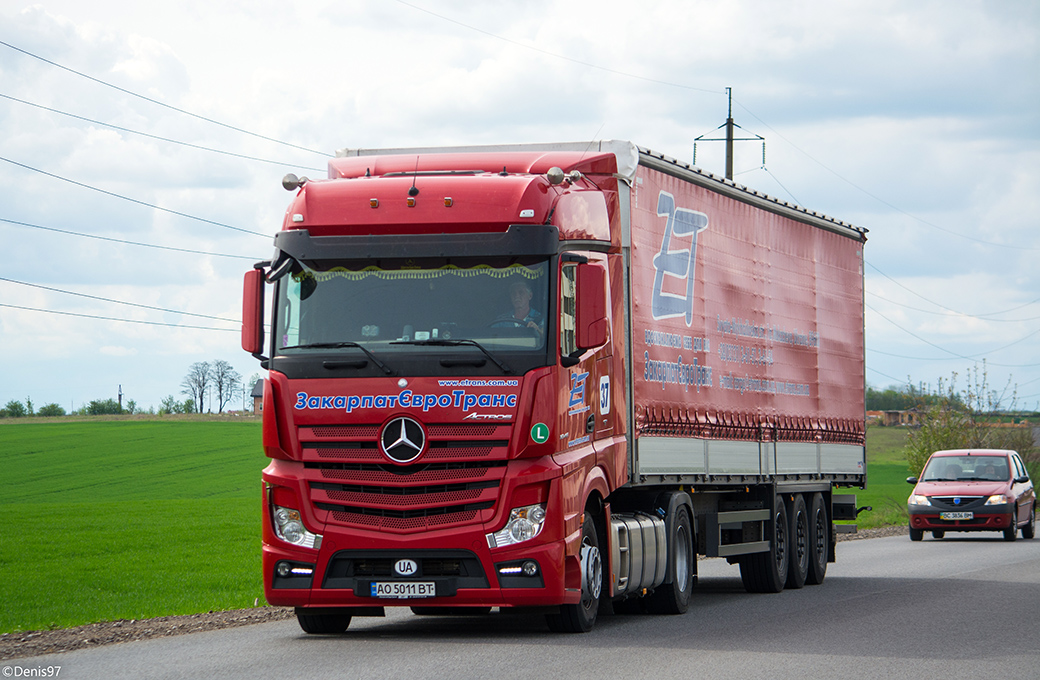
[576, 263, 608, 350]
[242, 268, 265, 357]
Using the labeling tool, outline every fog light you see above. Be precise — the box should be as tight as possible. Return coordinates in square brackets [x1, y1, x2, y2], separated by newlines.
[522, 560, 539, 576]
[276, 562, 291, 577]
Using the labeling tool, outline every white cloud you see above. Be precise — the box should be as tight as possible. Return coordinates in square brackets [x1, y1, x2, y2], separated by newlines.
[1, 0, 1038, 408]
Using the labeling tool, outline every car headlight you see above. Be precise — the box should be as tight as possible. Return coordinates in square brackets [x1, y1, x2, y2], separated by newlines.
[908, 494, 931, 506]
[486, 504, 547, 548]
[272, 505, 322, 549]
[985, 494, 1013, 506]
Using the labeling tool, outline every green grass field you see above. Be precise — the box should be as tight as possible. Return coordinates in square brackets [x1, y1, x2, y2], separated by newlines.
[0, 418, 913, 633]
[0, 418, 266, 633]
[855, 425, 913, 529]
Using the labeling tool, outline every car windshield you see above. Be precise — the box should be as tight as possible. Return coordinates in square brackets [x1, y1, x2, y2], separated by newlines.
[275, 260, 549, 355]
[921, 455, 1010, 481]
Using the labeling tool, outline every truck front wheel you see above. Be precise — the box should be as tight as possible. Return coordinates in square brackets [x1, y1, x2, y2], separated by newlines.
[546, 514, 602, 633]
[295, 608, 352, 634]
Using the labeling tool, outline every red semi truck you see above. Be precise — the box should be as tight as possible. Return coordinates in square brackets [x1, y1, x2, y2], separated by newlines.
[241, 141, 867, 634]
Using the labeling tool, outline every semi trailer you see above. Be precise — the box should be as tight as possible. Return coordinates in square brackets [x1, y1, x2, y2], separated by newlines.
[241, 140, 867, 633]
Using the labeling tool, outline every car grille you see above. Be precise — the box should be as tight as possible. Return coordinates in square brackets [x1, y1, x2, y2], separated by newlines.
[930, 496, 985, 510]
[299, 423, 510, 533]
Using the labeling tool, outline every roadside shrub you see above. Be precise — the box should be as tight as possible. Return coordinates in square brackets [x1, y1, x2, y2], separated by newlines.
[3, 400, 27, 418]
[36, 403, 66, 417]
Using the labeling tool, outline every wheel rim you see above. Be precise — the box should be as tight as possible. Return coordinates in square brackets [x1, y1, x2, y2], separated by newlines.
[774, 510, 787, 569]
[675, 523, 691, 593]
[795, 510, 808, 568]
[580, 538, 602, 609]
[813, 508, 826, 561]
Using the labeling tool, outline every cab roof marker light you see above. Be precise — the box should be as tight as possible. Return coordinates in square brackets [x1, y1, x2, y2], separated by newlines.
[407, 197, 416, 207]
[444, 197, 453, 207]
[370, 198, 379, 208]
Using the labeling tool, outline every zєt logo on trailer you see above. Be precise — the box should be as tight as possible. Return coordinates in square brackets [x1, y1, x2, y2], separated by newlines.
[651, 191, 708, 326]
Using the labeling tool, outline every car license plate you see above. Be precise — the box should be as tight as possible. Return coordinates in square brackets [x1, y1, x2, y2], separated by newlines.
[940, 511, 973, 520]
[371, 582, 437, 599]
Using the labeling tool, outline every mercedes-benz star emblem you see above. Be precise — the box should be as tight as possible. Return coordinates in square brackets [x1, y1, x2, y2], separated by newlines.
[380, 416, 425, 463]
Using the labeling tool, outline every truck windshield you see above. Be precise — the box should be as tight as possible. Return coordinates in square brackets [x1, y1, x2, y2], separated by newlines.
[275, 260, 550, 356]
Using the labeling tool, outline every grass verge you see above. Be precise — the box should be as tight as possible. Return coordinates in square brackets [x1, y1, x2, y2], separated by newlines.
[0, 420, 265, 633]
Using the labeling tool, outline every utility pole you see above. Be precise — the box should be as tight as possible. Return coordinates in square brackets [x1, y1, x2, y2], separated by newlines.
[725, 87, 735, 180]
[118, 384, 123, 411]
[694, 87, 765, 180]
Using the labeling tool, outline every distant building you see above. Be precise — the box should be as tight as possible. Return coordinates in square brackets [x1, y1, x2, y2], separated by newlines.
[251, 379, 264, 416]
[876, 410, 918, 426]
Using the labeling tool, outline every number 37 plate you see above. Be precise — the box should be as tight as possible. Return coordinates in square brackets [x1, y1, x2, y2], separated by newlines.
[371, 582, 436, 598]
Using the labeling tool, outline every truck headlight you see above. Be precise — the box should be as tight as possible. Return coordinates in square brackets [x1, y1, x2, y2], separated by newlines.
[486, 504, 547, 548]
[908, 494, 931, 506]
[272, 505, 322, 549]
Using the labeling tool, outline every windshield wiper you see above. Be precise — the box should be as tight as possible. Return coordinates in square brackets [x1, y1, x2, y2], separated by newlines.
[280, 342, 392, 374]
[391, 339, 512, 374]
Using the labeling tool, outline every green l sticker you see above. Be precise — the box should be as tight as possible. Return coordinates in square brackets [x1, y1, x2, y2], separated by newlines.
[530, 422, 550, 444]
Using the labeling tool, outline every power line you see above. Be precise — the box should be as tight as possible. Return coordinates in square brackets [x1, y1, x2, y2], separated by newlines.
[733, 100, 1040, 252]
[0, 217, 259, 260]
[0, 277, 238, 323]
[0, 302, 236, 332]
[866, 260, 1040, 318]
[866, 289, 1040, 323]
[0, 93, 326, 173]
[865, 304, 1040, 367]
[0, 156, 267, 237]
[0, 39, 329, 158]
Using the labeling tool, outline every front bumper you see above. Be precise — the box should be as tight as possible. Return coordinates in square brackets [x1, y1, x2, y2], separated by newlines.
[263, 534, 571, 609]
[908, 504, 1014, 532]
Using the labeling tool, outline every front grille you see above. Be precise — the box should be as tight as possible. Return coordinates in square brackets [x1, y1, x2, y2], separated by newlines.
[931, 496, 985, 510]
[300, 423, 511, 533]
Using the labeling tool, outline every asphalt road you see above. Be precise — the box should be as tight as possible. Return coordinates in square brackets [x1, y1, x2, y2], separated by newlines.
[10, 532, 1039, 680]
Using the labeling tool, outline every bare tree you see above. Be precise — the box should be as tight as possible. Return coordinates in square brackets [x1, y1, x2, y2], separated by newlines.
[181, 361, 211, 414]
[212, 360, 242, 413]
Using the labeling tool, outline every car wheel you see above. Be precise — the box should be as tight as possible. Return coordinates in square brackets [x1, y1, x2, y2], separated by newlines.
[1022, 506, 1035, 540]
[1003, 512, 1018, 542]
[296, 609, 352, 634]
[909, 526, 923, 542]
[546, 513, 602, 633]
[932, 530, 945, 539]
[739, 495, 789, 593]
[785, 495, 809, 590]
[806, 493, 828, 585]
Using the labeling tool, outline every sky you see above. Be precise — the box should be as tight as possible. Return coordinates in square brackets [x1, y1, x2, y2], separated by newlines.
[0, 0, 1038, 414]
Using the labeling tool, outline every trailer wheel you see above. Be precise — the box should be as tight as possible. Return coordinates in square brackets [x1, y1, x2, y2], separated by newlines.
[806, 492, 828, 585]
[546, 514, 602, 633]
[739, 495, 789, 593]
[646, 507, 695, 615]
[785, 495, 809, 590]
[295, 609, 352, 634]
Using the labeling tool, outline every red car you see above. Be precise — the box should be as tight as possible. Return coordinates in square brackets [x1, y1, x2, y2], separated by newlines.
[907, 449, 1035, 541]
